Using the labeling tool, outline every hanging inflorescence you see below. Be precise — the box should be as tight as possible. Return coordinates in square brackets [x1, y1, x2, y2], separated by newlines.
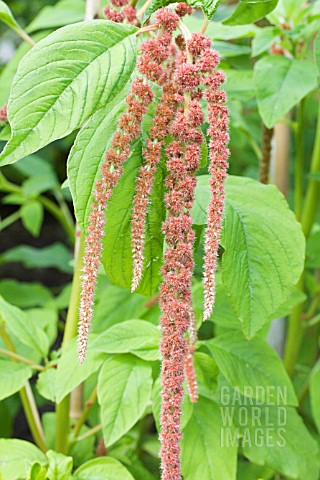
[78, 4, 229, 478]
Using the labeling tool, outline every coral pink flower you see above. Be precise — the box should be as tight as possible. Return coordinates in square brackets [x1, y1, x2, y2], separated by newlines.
[78, 79, 153, 363]
[185, 341, 198, 403]
[0, 104, 7, 122]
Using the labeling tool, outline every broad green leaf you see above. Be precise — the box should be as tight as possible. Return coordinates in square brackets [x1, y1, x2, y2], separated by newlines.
[26, 0, 85, 33]
[46, 451, 73, 480]
[74, 457, 134, 480]
[1, 243, 72, 273]
[27, 308, 58, 347]
[184, 16, 259, 40]
[92, 283, 148, 332]
[0, 360, 32, 400]
[225, 70, 255, 102]
[20, 202, 43, 237]
[236, 403, 320, 479]
[56, 336, 106, 403]
[22, 175, 58, 196]
[0, 1, 21, 32]
[251, 26, 280, 57]
[91, 320, 160, 361]
[36, 368, 57, 402]
[310, 365, 320, 433]
[222, 176, 305, 337]
[254, 55, 318, 128]
[143, 0, 220, 23]
[101, 141, 165, 297]
[0, 296, 49, 357]
[223, 0, 279, 25]
[207, 333, 297, 405]
[98, 354, 152, 446]
[0, 439, 46, 480]
[0, 21, 137, 166]
[193, 176, 305, 335]
[214, 40, 251, 57]
[0, 279, 53, 308]
[181, 397, 237, 480]
[194, 351, 219, 400]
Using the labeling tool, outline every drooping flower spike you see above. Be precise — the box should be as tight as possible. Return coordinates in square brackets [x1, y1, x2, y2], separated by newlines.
[131, 9, 181, 292]
[78, 78, 154, 364]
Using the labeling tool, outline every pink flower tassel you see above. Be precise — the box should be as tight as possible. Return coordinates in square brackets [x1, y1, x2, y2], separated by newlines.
[131, 9, 180, 291]
[185, 341, 198, 403]
[78, 79, 153, 363]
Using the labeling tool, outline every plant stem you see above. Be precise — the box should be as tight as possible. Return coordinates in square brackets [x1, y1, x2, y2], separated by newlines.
[284, 101, 320, 376]
[201, 15, 209, 34]
[294, 100, 304, 220]
[137, 0, 152, 19]
[75, 423, 102, 442]
[0, 347, 45, 371]
[301, 101, 320, 237]
[0, 325, 47, 451]
[72, 386, 98, 439]
[259, 124, 274, 184]
[39, 195, 75, 245]
[0, 210, 21, 231]
[16, 28, 36, 47]
[55, 231, 85, 453]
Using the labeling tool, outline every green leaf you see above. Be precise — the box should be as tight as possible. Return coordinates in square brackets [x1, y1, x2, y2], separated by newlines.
[306, 228, 320, 268]
[20, 202, 43, 237]
[0, 360, 32, 400]
[26, 0, 85, 33]
[214, 40, 251, 57]
[74, 457, 134, 480]
[184, 16, 259, 40]
[101, 141, 165, 297]
[223, 0, 279, 26]
[251, 26, 280, 57]
[181, 397, 237, 480]
[186, 0, 220, 20]
[46, 451, 73, 480]
[193, 176, 305, 336]
[0, 296, 49, 357]
[222, 176, 305, 337]
[0, 1, 21, 32]
[92, 283, 148, 332]
[36, 368, 57, 402]
[310, 365, 320, 433]
[98, 354, 153, 447]
[143, 0, 220, 23]
[207, 333, 298, 405]
[0, 279, 53, 308]
[0, 21, 137, 166]
[237, 403, 320, 479]
[0, 439, 46, 480]
[56, 337, 106, 403]
[254, 55, 318, 128]
[1, 243, 72, 273]
[91, 320, 160, 361]
[28, 462, 48, 480]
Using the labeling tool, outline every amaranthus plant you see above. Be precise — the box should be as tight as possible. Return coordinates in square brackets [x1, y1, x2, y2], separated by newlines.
[0, 0, 320, 479]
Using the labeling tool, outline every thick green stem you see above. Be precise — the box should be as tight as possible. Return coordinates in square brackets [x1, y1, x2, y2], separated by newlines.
[285, 101, 320, 376]
[0, 326, 47, 452]
[55, 232, 85, 453]
[294, 101, 305, 221]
